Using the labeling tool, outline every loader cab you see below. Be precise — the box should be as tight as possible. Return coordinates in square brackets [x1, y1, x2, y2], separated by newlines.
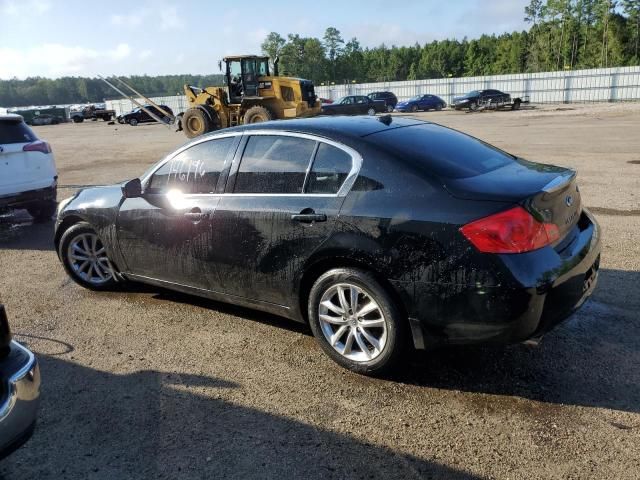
[225, 56, 270, 104]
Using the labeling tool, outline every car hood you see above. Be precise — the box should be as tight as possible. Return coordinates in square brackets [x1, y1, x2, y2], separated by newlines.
[452, 95, 475, 102]
[396, 101, 411, 106]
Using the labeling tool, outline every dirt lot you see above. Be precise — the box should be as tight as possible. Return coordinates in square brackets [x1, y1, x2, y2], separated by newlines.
[1, 104, 639, 479]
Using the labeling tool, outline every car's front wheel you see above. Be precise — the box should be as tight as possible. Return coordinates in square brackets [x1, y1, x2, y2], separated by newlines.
[367, 107, 376, 116]
[308, 268, 406, 375]
[59, 223, 119, 290]
[129, 118, 138, 126]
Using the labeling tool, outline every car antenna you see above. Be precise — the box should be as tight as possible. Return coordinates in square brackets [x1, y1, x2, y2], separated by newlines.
[378, 114, 393, 126]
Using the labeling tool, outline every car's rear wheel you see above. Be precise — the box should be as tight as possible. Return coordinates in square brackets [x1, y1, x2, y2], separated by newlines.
[59, 223, 119, 290]
[308, 268, 406, 375]
[386, 104, 394, 113]
[26, 201, 57, 223]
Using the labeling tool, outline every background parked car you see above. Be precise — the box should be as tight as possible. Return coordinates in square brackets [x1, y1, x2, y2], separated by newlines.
[30, 114, 62, 126]
[395, 94, 446, 112]
[367, 91, 398, 112]
[0, 114, 57, 221]
[320, 96, 386, 116]
[0, 304, 41, 459]
[117, 105, 174, 126]
[452, 89, 514, 110]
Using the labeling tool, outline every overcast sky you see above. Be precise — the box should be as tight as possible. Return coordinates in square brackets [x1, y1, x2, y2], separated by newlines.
[0, 0, 529, 79]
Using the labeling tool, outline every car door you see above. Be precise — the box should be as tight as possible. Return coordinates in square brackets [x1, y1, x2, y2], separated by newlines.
[115, 135, 240, 290]
[355, 96, 369, 114]
[209, 133, 359, 306]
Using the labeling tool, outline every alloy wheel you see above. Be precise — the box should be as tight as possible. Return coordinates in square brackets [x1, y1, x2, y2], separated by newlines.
[318, 283, 388, 362]
[67, 233, 114, 285]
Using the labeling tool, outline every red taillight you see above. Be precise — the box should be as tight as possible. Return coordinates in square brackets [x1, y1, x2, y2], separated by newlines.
[23, 141, 51, 154]
[460, 206, 560, 254]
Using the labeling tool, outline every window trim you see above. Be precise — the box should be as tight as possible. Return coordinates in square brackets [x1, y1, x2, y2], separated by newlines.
[224, 130, 362, 197]
[140, 132, 243, 194]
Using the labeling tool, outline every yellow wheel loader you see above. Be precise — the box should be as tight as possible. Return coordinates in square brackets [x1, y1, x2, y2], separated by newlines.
[180, 55, 321, 138]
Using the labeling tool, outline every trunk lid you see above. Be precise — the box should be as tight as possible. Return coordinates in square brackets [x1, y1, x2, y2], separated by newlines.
[0, 116, 54, 195]
[443, 159, 582, 241]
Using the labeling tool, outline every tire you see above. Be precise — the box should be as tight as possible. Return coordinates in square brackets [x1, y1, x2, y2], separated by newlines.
[26, 201, 57, 223]
[72, 116, 84, 123]
[308, 268, 406, 375]
[129, 118, 138, 126]
[386, 104, 394, 113]
[243, 105, 273, 124]
[410, 104, 418, 113]
[512, 99, 521, 110]
[58, 222, 119, 291]
[469, 102, 478, 111]
[182, 108, 211, 138]
[436, 104, 443, 111]
[367, 107, 376, 116]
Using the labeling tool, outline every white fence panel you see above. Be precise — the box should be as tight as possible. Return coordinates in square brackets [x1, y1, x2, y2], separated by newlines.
[104, 66, 640, 114]
[315, 66, 640, 105]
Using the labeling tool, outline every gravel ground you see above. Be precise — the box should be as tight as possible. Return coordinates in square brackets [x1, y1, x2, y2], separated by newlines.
[1, 104, 639, 479]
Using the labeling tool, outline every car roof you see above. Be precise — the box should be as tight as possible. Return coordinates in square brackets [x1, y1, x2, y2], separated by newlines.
[225, 115, 427, 141]
[0, 113, 24, 122]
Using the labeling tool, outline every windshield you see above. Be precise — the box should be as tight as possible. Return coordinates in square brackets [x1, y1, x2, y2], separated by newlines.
[410, 95, 422, 101]
[465, 90, 480, 97]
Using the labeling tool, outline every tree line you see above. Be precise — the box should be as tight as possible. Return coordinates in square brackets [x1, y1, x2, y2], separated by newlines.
[0, 75, 223, 108]
[1, 0, 639, 107]
[262, 0, 639, 83]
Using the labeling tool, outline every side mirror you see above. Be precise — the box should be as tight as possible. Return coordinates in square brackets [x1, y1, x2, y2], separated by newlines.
[122, 178, 142, 198]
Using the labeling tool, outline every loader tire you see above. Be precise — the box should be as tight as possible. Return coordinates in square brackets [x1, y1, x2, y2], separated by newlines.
[243, 106, 272, 124]
[182, 108, 211, 138]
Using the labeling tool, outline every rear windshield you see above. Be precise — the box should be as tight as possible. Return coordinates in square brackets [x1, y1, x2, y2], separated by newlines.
[368, 124, 514, 179]
[0, 120, 37, 144]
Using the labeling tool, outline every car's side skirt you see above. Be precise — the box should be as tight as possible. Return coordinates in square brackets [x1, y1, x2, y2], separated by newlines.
[123, 274, 301, 322]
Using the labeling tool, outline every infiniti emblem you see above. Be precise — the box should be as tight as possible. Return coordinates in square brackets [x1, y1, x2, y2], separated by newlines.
[565, 195, 574, 207]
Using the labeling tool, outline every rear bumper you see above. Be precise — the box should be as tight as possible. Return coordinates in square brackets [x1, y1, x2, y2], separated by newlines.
[0, 184, 57, 209]
[397, 210, 601, 348]
[0, 341, 41, 459]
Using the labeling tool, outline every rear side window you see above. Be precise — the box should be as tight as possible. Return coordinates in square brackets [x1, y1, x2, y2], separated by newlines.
[234, 135, 316, 194]
[306, 143, 352, 194]
[368, 124, 514, 179]
[0, 120, 37, 144]
[148, 137, 235, 194]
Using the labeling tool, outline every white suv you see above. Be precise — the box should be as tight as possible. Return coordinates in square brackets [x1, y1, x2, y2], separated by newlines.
[0, 114, 57, 221]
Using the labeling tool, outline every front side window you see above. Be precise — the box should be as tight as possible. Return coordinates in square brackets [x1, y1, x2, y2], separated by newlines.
[306, 143, 352, 194]
[234, 135, 316, 194]
[148, 137, 235, 194]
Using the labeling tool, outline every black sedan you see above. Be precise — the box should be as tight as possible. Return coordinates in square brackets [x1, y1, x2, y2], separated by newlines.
[0, 305, 41, 459]
[451, 89, 512, 110]
[117, 105, 174, 126]
[54, 116, 601, 375]
[321, 96, 387, 116]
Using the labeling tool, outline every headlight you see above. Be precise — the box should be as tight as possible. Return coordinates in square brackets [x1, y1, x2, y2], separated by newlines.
[57, 195, 75, 214]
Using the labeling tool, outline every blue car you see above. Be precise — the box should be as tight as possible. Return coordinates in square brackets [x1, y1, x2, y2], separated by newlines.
[395, 94, 446, 112]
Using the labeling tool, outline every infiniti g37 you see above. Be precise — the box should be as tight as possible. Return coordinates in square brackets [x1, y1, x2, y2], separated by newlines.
[55, 116, 600, 375]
